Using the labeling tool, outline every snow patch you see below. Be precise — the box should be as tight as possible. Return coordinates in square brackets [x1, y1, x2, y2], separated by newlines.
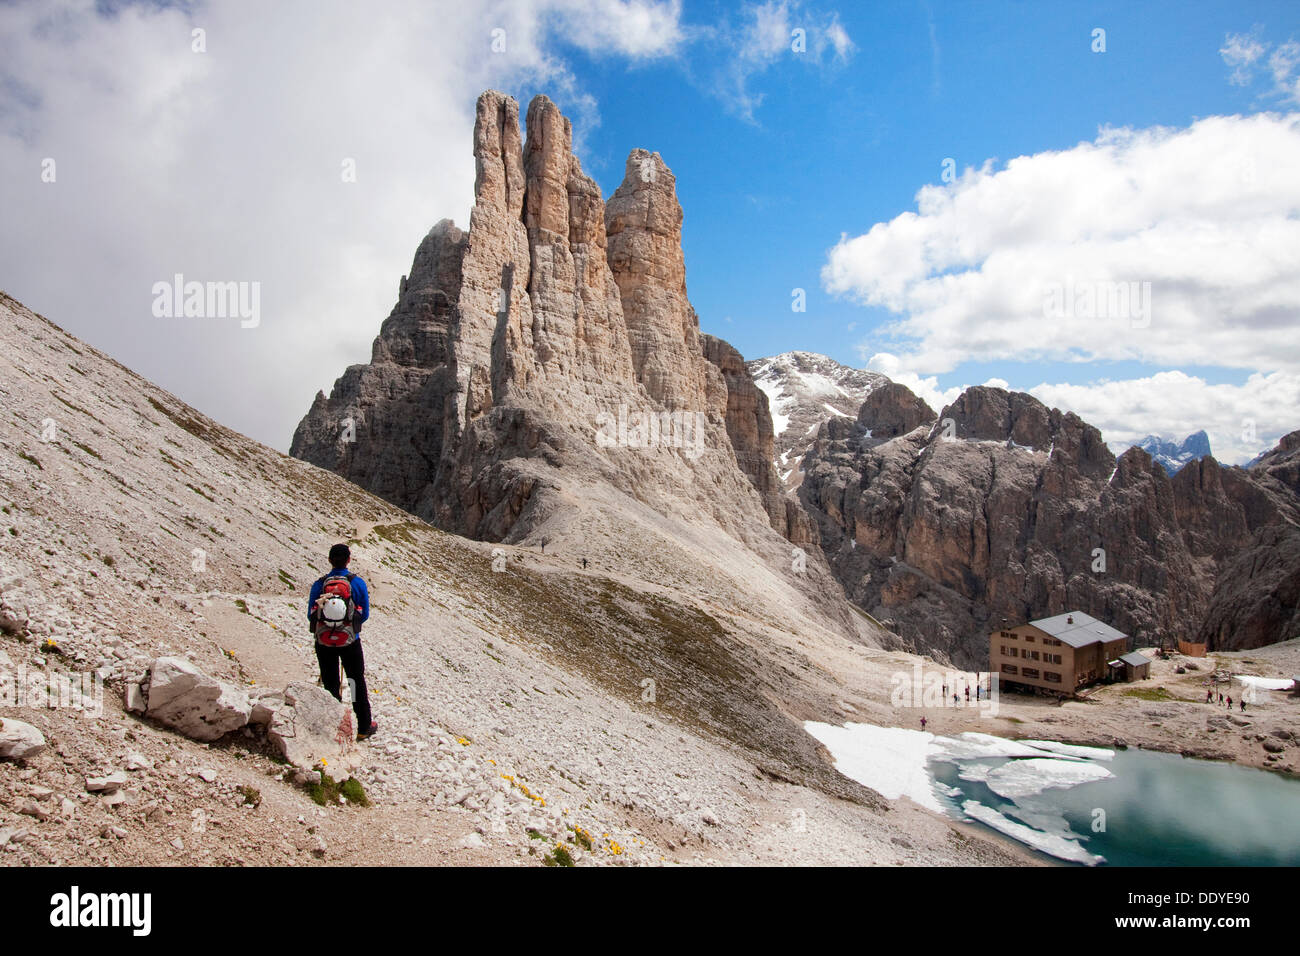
[962, 801, 1105, 866]
[803, 721, 942, 811]
[1236, 675, 1295, 691]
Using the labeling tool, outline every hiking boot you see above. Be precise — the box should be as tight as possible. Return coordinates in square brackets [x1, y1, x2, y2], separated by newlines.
[357, 721, 378, 741]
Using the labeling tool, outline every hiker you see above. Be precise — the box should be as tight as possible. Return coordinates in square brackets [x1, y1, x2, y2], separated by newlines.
[1240, 698, 1246, 712]
[1206, 689, 1213, 703]
[1226, 696, 1232, 709]
[965, 686, 970, 702]
[308, 543, 377, 741]
[920, 716, 927, 731]
[581, 557, 588, 570]
[976, 686, 981, 701]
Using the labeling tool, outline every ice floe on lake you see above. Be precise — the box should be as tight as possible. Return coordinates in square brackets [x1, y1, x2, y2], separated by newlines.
[983, 757, 1112, 799]
[805, 723, 1118, 864]
[962, 801, 1105, 866]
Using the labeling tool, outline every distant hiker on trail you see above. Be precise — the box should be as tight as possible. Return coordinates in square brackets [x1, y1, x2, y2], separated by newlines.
[1226, 696, 1232, 710]
[920, 717, 927, 731]
[1206, 689, 1214, 703]
[581, 557, 588, 570]
[965, 686, 970, 702]
[308, 543, 377, 741]
[1240, 698, 1246, 712]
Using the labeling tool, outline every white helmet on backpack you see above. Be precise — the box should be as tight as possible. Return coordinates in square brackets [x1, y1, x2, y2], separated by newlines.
[320, 595, 349, 623]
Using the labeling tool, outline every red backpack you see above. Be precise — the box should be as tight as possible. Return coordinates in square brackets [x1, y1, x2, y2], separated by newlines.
[313, 571, 358, 647]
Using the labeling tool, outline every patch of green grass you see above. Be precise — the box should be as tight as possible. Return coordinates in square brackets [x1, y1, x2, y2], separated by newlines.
[1122, 686, 1179, 702]
[372, 522, 422, 546]
[543, 845, 575, 867]
[17, 451, 42, 470]
[339, 777, 370, 807]
[305, 772, 369, 807]
[72, 440, 102, 460]
[239, 785, 262, 807]
[52, 394, 93, 418]
[147, 395, 218, 442]
[101, 555, 114, 567]
[278, 569, 295, 588]
[234, 599, 249, 614]
[307, 773, 338, 806]
[186, 483, 215, 502]
[568, 825, 594, 852]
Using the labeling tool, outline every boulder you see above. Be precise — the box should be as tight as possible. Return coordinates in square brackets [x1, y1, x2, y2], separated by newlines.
[248, 690, 285, 727]
[267, 682, 360, 771]
[0, 717, 47, 760]
[141, 656, 251, 742]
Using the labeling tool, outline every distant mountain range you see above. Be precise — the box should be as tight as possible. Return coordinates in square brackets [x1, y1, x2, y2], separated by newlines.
[1129, 430, 1213, 475]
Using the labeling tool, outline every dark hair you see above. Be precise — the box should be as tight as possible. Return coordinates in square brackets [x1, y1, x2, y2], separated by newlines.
[328, 543, 351, 568]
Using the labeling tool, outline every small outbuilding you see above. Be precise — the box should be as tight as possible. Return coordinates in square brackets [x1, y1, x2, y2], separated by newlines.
[1108, 651, 1152, 683]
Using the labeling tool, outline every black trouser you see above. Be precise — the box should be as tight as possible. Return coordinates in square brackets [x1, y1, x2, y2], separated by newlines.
[315, 639, 372, 734]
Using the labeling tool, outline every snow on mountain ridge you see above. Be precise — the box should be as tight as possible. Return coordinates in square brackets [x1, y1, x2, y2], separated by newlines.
[746, 352, 889, 489]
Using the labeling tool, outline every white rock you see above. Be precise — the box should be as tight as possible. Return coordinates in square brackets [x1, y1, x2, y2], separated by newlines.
[0, 718, 47, 760]
[267, 682, 360, 771]
[142, 656, 251, 742]
[86, 771, 128, 793]
[18, 798, 50, 820]
[193, 767, 217, 783]
[124, 752, 152, 772]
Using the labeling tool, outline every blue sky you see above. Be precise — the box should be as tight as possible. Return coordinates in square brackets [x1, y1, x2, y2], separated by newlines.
[518, 1, 1296, 435]
[1, 0, 1298, 461]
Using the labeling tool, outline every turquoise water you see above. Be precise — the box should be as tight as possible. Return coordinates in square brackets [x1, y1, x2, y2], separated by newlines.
[930, 746, 1300, 866]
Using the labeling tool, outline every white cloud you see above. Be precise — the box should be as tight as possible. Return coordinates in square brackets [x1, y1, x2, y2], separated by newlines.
[543, 0, 684, 58]
[1028, 371, 1300, 466]
[0, 0, 683, 451]
[1269, 40, 1300, 105]
[826, 113, 1300, 377]
[1220, 28, 1300, 105]
[1221, 28, 1267, 86]
[704, 1, 854, 121]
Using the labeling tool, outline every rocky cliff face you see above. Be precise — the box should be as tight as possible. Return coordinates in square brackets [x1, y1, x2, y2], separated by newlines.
[1191, 431, 1300, 650]
[701, 335, 815, 544]
[800, 385, 1300, 666]
[291, 91, 837, 614]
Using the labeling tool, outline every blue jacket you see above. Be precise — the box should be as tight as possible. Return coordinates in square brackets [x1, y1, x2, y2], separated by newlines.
[308, 568, 370, 635]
